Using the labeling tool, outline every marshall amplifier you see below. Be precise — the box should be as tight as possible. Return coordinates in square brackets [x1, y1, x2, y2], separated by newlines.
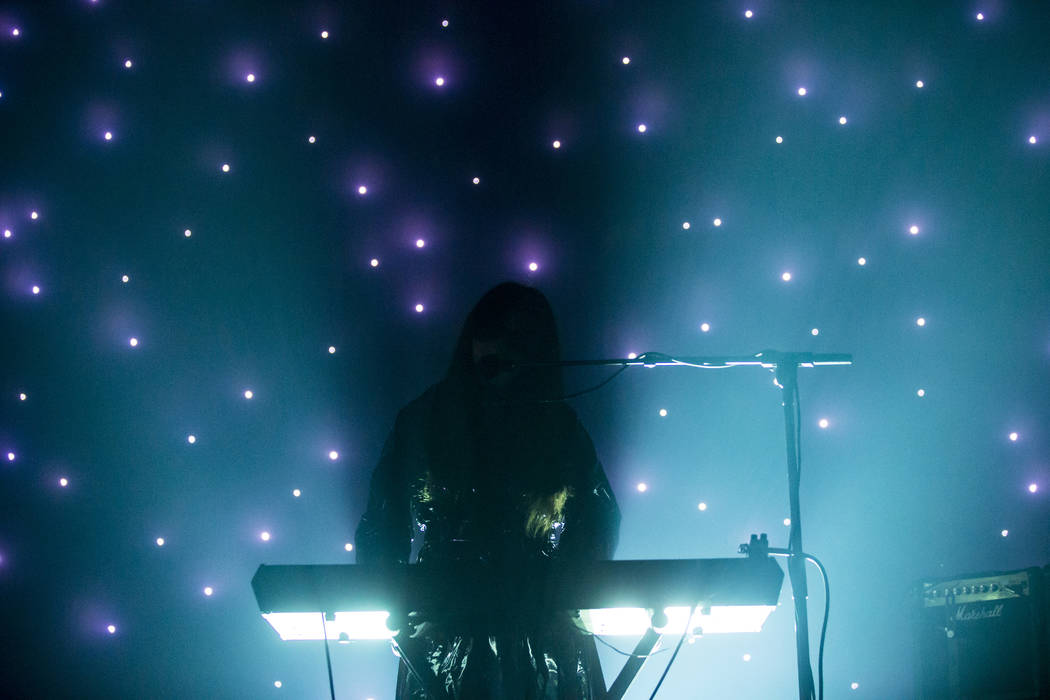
[913, 566, 1048, 699]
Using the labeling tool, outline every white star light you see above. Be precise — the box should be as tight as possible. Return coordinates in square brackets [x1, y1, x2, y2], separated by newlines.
[328, 346, 336, 354]
[700, 322, 710, 333]
[308, 135, 316, 144]
[857, 257, 867, 266]
[415, 238, 425, 248]
[344, 542, 354, 552]
[528, 261, 539, 272]
[441, 19, 449, 27]
[30, 211, 39, 220]
[781, 271, 792, 281]
[839, 116, 848, 125]
[744, 10, 754, 19]
[435, 76, 445, 87]
[184, 228, 192, 237]
[472, 176, 480, 184]
[19, 393, 27, 401]
[713, 218, 722, 227]
[797, 87, 807, 96]
[59, 477, 69, 487]
[622, 57, 630, 65]
[124, 59, 133, 69]
[292, 489, 301, 497]
[414, 303, 424, 313]
[320, 30, 329, 39]
[221, 163, 230, 173]
[917, 389, 926, 397]
[916, 317, 926, 327]
[357, 185, 367, 195]
[187, 435, 196, 444]
[129, 337, 139, 347]
[916, 80, 925, 88]
[243, 390, 254, 399]
[328, 450, 339, 461]
[1001, 529, 1009, 537]
[976, 12, 985, 21]
[636, 482, 648, 492]
[811, 328, 820, 336]
[1009, 432, 1018, 441]
[156, 537, 165, 546]
[31, 285, 40, 295]
[104, 131, 113, 141]
[697, 502, 707, 511]
[107, 624, 116, 634]
[552, 140, 562, 149]
[637, 124, 647, 133]
[370, 258, 379, 267]
[909, 224, 920, 235]
[121, 275, 130, 283]
[3, 229, 11, 238]
[1028, 483, 1038, 493]
[260, 531, 271, 542]
[246, 73, 256, 83]
[203, 586, 214, 596]
[776, 135, 783, 144]
[1028, 136, 1037, 145]
[818, 418, 829, 429]
[659, 409, 668, 417]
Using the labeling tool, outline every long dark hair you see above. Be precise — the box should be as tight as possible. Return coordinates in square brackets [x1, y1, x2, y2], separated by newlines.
[421, 283, 575, 539]
[444, 281, 565, 403]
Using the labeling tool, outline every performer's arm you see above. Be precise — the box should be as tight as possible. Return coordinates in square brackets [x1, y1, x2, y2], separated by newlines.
[354, 410, 414, 565]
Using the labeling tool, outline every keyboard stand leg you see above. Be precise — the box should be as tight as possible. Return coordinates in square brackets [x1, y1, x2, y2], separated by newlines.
[604, 627, 662, 700]
[391, 634, 452, 700]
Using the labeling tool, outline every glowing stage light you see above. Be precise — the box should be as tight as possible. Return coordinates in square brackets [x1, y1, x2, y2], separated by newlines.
[552, 140, 561, 149]
[184, 228, 192, 237]
[129, 337, 139, 347]
[187, 435, 196, 444]
[698, 502, 707, 511]
[221, 163, 230, 172]
[274, 681, 282, 688]
[743, 653, 752, 661]
[637, 124, 647, 133]
[682, 221, 691, 230]
[59, 477, 69, 487]
[851, 682, 859, 690]
[528, 262, 539, 272]
[246, 73, 256, 83]
[441, 19, 449, 27]
[414, 304, 424, 313]
[917, 389, 926, 397]
[781, 271, 792, 281]
[818, 418, 829, 429]
[797, 87, 807, 96]
[104, 131, 113, 141]
[658, 409, 668, 417]
[700, 323, 710, 333]
[775, 136, 783, 144]
[713, 218, 722, 227]
[976, 12, 984, 20]
[308, 135, 316, 144]
[328, 450, 339, 461]
[6, 452, 14, 462]
[32, 285, 40, 295]
[370, 258, 379, 267]
[783, 518, 791, 526]
[124, 59, 133, 68]
[811, 328, 819, 336]
[244, 390, 254, 399]
[30, 211, 39, 220]
[19, 393, 27, 401]
[745, 10, 754, 18]
[415, 238, 425, 248]
[292, 489, 301, 498]
[320, 30, 329, 39]
[857, 257, 866, 266]
[344, 543, 354, 552]
[636, 482, 648, 492]
[435, 76, 445, 86]
[328, 346, 336, 354]
[122, 275, 129, 283]
[107, 624, 116, 634]
[260, 531, 271, 542]
[156, 537, 165, 546]
[3, 229, 10, 238]
[472, 177, 480, 184]
[1009, 432, 1018, 441]
[1028, 483, 1038, 493]
[916, 317, 926, 327]
[357, 185, 367, 195]
[1001, 529, 1009, 537]
[627, 352, 637, 360]
[916, 80, 924, 88]
[204, 586, 214, 596]
[909, 224, 920, 235]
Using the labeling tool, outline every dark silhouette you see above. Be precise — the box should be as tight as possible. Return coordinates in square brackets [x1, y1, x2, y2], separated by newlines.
[355, 282, 621, 699]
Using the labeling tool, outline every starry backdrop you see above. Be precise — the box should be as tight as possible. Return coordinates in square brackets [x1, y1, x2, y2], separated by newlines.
[1, 1, 1048, 698]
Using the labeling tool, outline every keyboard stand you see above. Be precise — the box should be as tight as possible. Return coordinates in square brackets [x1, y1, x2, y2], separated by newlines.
[604, 626, 662, 700]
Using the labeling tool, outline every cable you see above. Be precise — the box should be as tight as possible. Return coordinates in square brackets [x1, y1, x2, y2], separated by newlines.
[768, 551, 829, 700]
[647, 603, 698, 700]
[569, 619, 669, 659]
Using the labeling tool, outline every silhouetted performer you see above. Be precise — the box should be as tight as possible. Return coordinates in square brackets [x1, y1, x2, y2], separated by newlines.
[355, 282, 621, 699]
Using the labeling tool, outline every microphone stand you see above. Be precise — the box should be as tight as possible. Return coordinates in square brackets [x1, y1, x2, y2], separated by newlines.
[513, 350, 851, 700]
